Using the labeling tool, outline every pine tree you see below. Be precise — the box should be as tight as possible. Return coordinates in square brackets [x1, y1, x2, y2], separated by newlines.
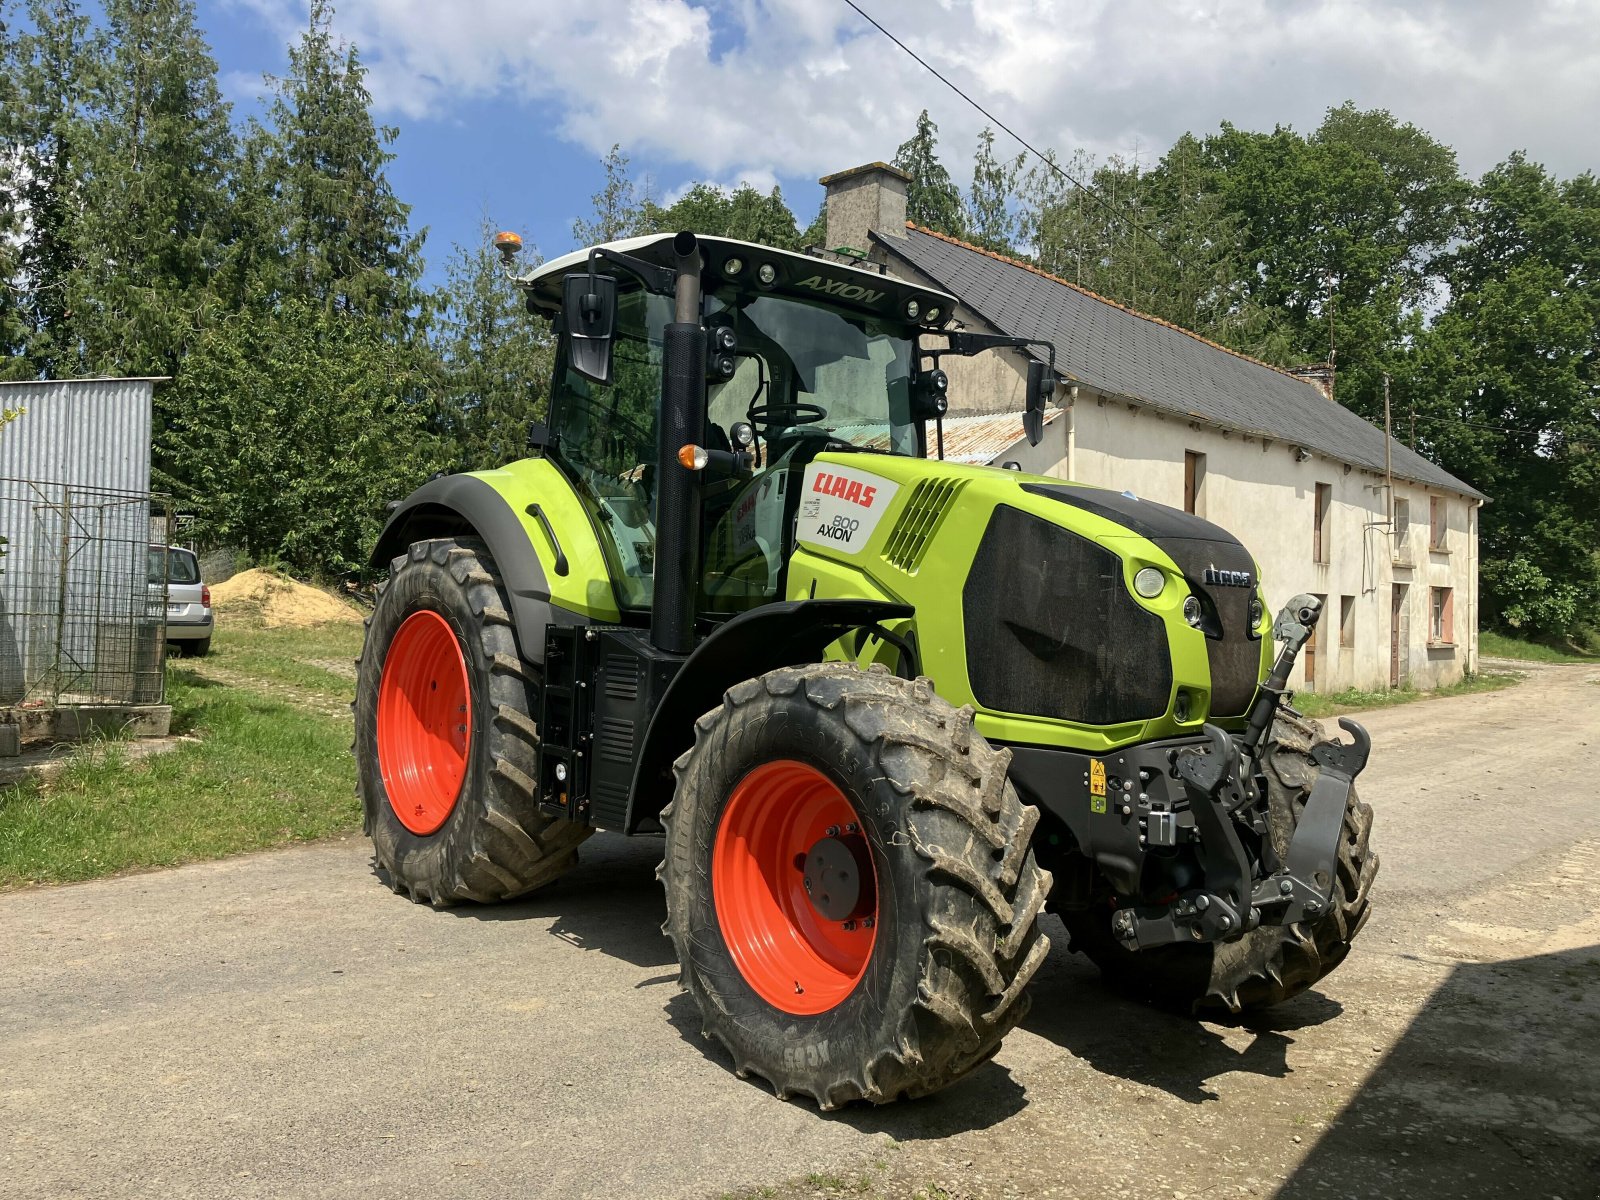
[892, 109, 964, 237]
[572, 144, 643, 246]
[0, 2, 30, 375]
[8, 0, 98, 377]
[73, 0, 237, 376]
[433, 221, 554, 469]
[966, 127, 1021, 253]
[258, 0, 424, 320]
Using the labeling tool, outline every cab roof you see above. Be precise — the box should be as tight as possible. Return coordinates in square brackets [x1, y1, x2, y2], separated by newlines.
[517, 233, 960, 329]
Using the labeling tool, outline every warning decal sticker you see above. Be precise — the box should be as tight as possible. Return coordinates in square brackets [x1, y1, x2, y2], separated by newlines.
[796, 462, 900, 556]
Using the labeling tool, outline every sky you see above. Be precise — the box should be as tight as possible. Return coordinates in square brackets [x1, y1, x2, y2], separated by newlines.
[204, 0, 1600, 286]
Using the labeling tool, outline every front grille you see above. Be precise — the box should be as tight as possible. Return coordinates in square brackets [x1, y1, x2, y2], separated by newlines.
[882, 478, 966, 573]
[963, 506, 1172, 726]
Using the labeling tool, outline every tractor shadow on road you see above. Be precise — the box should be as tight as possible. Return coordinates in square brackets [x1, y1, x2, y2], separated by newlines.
[435, 833, 678, 970]
[1279, 941, 1600, 1199]
[1020, 916, 1346, 1105]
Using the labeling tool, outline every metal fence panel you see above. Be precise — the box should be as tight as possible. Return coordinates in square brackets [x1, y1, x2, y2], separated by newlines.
[0, 479, 167, 706]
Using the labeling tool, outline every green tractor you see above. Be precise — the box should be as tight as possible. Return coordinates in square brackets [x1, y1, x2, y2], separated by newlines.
[355, 230, 1377, 1108]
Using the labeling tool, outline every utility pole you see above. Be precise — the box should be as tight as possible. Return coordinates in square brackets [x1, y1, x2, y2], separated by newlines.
[1383, 373, 1393, 524]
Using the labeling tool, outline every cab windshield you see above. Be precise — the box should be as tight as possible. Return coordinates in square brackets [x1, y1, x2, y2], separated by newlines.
[545, 283, 918, 613]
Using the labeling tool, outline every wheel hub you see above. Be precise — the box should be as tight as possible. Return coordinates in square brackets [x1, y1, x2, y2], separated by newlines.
[801, 834, 875, 922]
[711, 760, 880, 1015]
[376, 609, 472, 836]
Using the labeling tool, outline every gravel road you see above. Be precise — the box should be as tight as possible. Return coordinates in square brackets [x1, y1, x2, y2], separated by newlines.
[3, 662, 1597, 1200]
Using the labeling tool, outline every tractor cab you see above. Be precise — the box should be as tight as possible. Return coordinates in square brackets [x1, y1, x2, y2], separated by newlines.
[517, 234, 960, 620]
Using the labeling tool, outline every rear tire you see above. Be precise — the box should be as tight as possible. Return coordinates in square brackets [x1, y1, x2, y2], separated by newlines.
[354, 537, 590, 906]
[177, 637, 210, 658]
[661, 662, 1051, 1108]
[1061, 707, 1377, 1012]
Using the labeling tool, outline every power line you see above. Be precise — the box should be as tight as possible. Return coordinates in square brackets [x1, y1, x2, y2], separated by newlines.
[840, 0, 1178, 268]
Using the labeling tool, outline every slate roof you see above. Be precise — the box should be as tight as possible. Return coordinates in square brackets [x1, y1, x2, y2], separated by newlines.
[877, 225, 1485, 500]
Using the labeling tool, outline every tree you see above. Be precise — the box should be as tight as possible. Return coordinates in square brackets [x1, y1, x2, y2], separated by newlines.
[72, 0, 237, 377]
[572, 144, 644, 247]
[640, 182, 804, 248]
[0, 2, 30, 375]
[966, 127, 1022, 253]
[6, 0, 99, 377]
[893, 109, 963, 236]
[163, 298, 439, 573]
[1401, 155, 1600, 637]
[255, 0, 423, 320]
[432, 222, 554, 469]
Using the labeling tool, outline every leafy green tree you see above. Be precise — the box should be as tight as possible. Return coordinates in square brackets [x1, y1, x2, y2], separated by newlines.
[162, 298, 439, 573]
[572, 144, 644, 247]
[966, 126, 1021, 253]
[432, 222, 554, 469]
[893, 109, 964, 237]
[72, 0, 236, 377]
[0, 2, 30, 375]
[640, 182, 803, 248]
[1401, 154, 1600, 637]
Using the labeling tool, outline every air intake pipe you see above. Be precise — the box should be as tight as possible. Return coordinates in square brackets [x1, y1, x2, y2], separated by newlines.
[650, 231, 705, 655]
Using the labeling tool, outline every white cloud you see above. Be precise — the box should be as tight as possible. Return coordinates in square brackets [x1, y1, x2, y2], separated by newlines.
[247, 0, 1600, 186]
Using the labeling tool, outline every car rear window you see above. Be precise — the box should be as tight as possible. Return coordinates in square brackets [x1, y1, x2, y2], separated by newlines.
[149, 547, 201, 584]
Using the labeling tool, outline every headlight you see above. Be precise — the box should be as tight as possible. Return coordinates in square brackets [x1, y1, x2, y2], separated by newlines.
[905, 298, 920, 319]
[757, 263, 777, 285]
[722, 256, 744, 277]
[1249, 596, 1265, 627]
[1133, 567, 1165, 598]
[1183, 595, 1203, 627]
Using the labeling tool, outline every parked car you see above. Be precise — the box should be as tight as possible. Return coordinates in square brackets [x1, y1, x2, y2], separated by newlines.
[149, 544, 213, 657]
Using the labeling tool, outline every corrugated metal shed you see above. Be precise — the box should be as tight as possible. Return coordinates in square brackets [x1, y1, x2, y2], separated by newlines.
[0, 377, 163, 492]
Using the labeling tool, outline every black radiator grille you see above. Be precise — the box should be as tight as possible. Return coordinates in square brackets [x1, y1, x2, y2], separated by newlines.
[964, 506, 1172, 726]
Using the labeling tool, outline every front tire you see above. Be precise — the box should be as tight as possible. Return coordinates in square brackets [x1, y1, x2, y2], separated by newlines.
[1062, 707, 1378, 1012]
[354, 537, 590, 906]
[661, 663, 1051, 1108]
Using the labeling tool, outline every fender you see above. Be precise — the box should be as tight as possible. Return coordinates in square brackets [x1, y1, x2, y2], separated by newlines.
[623, 598, 914, 832]
[370, 474, 574, 664]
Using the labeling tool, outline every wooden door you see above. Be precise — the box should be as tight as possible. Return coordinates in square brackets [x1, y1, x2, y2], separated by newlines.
[1390, 584, 1410, 687]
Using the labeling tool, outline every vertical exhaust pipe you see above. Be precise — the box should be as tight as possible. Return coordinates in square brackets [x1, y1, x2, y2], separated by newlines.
[650, 231, 705, 655]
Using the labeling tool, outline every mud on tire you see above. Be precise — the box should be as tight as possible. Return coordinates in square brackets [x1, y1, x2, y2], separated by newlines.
[660, 662, 1052, 1108]
[354, 537, 590, 906]
[1062, 706, 1378, 1012]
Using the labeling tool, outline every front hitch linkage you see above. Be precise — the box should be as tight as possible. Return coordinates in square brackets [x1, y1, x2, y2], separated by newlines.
[1113, 595, 1372, 950]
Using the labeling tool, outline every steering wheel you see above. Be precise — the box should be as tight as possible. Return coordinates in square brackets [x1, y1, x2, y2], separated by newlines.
[749, 401, 826, 430]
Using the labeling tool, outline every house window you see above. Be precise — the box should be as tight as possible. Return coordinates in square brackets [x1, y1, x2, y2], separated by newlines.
[1393, 497, 1411, 563]
[1430, 496, 1448, 551]
[1430, 587, 1454, 645]
[1313, 483, 1332, 564]
[1340, 595, 1356, 647]
[1184, 450, 1206, 516]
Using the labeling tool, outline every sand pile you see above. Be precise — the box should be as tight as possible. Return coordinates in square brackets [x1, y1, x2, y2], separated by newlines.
[210, 569, 364, 628]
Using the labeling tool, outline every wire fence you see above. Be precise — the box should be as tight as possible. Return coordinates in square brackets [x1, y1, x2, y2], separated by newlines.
[0, 478, 169, 707]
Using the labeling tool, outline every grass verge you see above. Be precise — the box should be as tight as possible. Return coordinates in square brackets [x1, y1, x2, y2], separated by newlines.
[0, 654, 359, 890]
[1294, 670, 1520, 718]
[204, 620, 365, 697]
[1479, 629, 1600, 664]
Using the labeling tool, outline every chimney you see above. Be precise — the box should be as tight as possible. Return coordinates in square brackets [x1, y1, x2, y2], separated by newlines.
[818, 162, 910, 260]
[1288, 363, 1336, 402]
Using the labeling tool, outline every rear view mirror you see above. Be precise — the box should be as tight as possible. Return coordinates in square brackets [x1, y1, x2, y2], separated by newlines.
[562, 272, 618, 386]
[1024, 360, 1056, 446]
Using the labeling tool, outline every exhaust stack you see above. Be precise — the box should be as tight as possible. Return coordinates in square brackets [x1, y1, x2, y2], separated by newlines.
[650, 231, 705, 655]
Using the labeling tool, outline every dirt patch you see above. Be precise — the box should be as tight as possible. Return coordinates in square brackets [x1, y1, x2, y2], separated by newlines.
[210, 569, 363, 629]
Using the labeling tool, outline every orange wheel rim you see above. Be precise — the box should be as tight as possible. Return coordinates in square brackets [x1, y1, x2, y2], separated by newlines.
[376, 610, 472, 836]
[712, 760, 879, 1015]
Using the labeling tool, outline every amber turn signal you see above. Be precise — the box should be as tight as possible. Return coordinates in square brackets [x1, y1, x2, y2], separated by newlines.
[678, 444, 709, 471]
